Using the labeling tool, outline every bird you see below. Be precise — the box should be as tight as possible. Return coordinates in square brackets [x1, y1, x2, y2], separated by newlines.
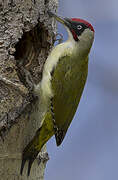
[20, 11, 94, 176]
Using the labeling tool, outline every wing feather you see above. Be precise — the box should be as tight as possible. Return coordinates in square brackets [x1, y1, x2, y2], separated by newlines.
[51, 55, 88, 146]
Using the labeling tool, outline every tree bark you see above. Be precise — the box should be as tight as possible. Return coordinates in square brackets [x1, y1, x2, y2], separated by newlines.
[0, 0, 58, 179]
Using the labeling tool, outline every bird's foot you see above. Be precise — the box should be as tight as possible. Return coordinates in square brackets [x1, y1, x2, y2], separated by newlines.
[54, 33, 63, 44]
[37, 152, 49, 165]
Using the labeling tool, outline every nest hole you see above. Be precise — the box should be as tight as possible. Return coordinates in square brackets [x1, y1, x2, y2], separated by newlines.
[14, 24, 44, 67]
[14, 23, 50, 83]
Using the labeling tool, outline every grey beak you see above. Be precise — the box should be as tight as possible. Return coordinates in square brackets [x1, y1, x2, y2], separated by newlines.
[48, 11, 71, 28]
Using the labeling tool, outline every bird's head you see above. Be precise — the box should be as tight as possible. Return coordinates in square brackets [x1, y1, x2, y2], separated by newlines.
[48, 11, 94, 45]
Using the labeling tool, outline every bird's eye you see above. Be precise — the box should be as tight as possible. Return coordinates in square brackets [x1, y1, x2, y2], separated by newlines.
[77, 25, 82, 30]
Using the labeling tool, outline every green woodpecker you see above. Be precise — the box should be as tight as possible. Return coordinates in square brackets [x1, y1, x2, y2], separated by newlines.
[20, 11, 94, 176]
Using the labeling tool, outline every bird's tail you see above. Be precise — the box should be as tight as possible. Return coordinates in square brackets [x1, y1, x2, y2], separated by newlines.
[20, 112, 54, 176]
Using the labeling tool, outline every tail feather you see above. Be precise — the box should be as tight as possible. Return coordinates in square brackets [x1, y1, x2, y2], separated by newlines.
[20, 112, 54, 176]
[20, 158, 27, 175]
[27, 158, 35, 176]
[20, 148, 39, 176]
[20, 129, 41, 176]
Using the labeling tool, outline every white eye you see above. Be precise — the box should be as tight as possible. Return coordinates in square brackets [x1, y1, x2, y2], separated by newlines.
[77, 25, 82, 30]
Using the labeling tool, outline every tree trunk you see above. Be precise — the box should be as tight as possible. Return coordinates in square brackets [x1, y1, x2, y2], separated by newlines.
[0, 0, 58, 179]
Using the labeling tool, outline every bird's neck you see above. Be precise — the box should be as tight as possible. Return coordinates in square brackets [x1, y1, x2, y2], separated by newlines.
[66, 28, 94, 57]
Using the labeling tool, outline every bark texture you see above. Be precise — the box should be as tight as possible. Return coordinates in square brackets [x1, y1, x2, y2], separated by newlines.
[0, 0, 58, 179]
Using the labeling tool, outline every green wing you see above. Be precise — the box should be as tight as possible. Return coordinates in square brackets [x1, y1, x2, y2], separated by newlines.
[51, 55, 88, 146]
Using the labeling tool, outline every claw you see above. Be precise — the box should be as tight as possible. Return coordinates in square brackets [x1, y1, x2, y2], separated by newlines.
[54, 33, 63, 44]
[37, 152, 49, 165]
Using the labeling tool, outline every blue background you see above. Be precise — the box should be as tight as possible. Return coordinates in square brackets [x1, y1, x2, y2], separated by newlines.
[45, 0, 118, 179]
